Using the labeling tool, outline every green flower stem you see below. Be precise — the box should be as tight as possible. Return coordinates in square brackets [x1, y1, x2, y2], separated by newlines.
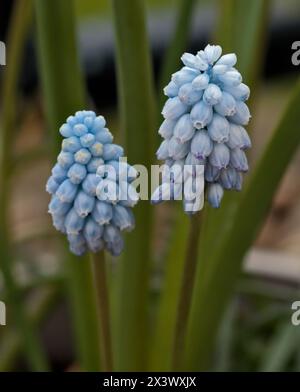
[149, 209, 189, 371]
[0, 0, 49, 371]
[91, 252, 113, 371]
[111, 0, 156, 371]
[184, 78, 300, 370]
[34, 0, 102, 371]
[172, 212, 202, 371]
[66, 254, 102, 371]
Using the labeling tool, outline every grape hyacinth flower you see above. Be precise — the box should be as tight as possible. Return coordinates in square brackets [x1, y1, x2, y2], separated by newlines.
[46, 110, 138, 256]
[152, 44, 251, 213]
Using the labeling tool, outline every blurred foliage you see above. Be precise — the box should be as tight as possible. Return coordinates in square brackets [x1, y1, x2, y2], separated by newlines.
[0, 0, 49, 371]
[75, 0, 174, 18]
[75, 0, 300, 20]
[1, 0, 300, 373]
[111, 0, 156, 371]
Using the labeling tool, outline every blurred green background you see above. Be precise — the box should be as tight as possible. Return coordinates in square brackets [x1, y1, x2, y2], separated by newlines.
[0, 0, 300, 372]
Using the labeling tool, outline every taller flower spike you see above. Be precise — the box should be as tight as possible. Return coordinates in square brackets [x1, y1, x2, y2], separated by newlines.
[46, 110, 138, 256]
[151, 44, 251, 213]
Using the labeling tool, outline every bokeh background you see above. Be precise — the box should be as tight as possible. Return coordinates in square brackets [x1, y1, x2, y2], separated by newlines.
[0, 0, 300, 372]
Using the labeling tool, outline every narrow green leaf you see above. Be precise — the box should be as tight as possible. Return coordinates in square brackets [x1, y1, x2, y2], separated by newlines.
[259, 322, 299, 372]
[182, 2, 271, 370]
[158, 0, 198, 108]
[149, 0, 203, 371]
[34, 0, 86, 155]
[213, 301, 237, 372]
[185, 78, 300, 370]
[213, 0, 235, 52]
[215, 0, 269, 87]
[111, 0, 156, 371]
[199, 0, 270, 270]
[0, 0, 49, 371]
[34, 0, 102, 371]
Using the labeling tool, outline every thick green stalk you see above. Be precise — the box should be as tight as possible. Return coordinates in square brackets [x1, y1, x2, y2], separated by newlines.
[65, 254, 102, 371]
[111, 0, 156, 371]
[149, 209, 189, 371]
[184, 78, 300, 370]
[172, 212, 202, 370]
[0, 0, 49, 371]
[91, 252, 113, 371]
[34, 0, 102, 371]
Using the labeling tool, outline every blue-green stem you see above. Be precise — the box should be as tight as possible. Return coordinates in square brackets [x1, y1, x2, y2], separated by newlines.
[184, 77, 300, 370]
[91, 251, 113, 371]
[0, 0, 49, 371]
[149, 209, 189, 371]
[172, 212, 202, 370]
[111, 0, 156, 371]
[34, 0, 102, 371]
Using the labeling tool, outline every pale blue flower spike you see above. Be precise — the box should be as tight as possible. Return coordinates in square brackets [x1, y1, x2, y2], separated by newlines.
[46, 111, 138, 256]
[152, 44, 252, 212]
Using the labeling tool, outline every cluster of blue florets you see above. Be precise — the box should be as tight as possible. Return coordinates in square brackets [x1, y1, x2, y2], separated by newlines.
[46, 110, 138, 256]
[152, 44, 251, 212]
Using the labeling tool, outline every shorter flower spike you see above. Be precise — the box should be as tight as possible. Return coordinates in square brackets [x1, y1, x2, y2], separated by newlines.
[151, 44, 252, 212]
[47, 110, 138, 256]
